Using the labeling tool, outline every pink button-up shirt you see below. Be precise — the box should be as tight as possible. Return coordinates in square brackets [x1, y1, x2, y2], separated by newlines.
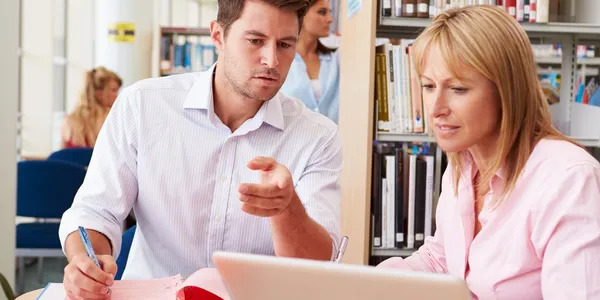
[378, 139, 600, 299]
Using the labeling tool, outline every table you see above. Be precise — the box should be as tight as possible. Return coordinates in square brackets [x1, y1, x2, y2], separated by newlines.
[15, 289, 42, 300]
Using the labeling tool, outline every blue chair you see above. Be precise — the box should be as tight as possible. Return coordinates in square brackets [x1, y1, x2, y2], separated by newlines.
[47, 147, 93, 167]
[115, 225, 136, 280]
[15, 160, 86, 294]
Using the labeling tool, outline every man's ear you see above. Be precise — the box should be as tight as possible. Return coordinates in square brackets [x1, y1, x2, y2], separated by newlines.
[210, 20, 225, 51]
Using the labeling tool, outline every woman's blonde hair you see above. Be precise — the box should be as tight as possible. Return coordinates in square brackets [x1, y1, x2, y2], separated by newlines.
[68, 67, 122, 147]
[411, 6, 577, 203]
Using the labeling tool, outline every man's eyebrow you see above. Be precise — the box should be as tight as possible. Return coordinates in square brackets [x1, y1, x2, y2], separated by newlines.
[244, 30, 267, 37]
[244, 30, 297, 42]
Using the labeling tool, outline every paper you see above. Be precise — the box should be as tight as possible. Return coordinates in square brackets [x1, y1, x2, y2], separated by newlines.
[109, 275, 182, 299]
[37, 269, 229, 300]
[37, 283, 66, 299]
[347, 0, 362, 19]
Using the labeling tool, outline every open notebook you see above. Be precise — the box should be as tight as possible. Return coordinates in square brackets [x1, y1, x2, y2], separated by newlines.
[37, 268, 230, 300]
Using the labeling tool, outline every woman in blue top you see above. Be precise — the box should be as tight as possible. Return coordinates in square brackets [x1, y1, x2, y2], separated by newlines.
[281, 0, 340, 123]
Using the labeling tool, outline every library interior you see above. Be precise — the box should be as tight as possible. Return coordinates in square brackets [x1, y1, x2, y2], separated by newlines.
[0, 0, 599, 299]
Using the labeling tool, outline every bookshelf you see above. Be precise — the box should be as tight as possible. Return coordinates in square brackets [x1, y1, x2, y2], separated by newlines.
[372, 248, 417, 257]
[338, 2, 600, 265]
[158, 27, 214, 77]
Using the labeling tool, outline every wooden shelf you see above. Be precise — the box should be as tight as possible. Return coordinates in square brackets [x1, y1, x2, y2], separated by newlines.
[160, 27, 210, 36]
[372, 248, 417, 257]
[536, 57, 600, 65]
[378, 17, 600, 40]
[377, 132, 436, 143]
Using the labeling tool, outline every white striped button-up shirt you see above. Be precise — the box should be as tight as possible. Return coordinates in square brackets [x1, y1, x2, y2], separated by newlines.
[59, 66, 342, 279]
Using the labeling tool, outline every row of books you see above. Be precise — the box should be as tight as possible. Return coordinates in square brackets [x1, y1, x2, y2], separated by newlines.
[159, 34, 217, 76]
[533, 45, 597, 60]
[381, 0, 557, 23]
[375, 41, 426, 134]
[372, 142, 447, 250]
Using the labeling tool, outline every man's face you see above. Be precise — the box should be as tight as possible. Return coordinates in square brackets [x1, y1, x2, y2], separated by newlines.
[217, 0, 299, 101]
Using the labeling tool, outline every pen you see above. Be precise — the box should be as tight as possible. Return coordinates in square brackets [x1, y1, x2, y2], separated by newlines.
[78, 226, 101, 268]
[333, 236, 349, 263]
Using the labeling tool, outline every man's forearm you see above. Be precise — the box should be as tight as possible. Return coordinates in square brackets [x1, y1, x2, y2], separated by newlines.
[65, 229, 113, 261]
[270, 194, 334, 260]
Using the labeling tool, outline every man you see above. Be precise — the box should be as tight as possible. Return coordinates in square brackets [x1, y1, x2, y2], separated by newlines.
[59, 0, 342, 299]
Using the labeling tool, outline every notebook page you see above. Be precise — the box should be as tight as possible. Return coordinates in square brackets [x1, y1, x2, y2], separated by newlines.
[37, 283, 66, 299]
[110, 274, 182, 300]
[38, 275, 182, 300]
[181, 268, 230, 300]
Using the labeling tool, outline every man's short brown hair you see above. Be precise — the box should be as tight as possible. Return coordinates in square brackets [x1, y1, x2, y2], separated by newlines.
[217, 0, 310, 37]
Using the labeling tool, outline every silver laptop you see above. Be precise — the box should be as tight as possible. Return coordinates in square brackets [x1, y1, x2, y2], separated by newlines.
[213, 251, 472, 300]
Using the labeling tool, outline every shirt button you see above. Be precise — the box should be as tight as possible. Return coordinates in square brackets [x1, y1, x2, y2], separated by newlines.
[215, 216, 222, 222]
[220, 176, 227, 183]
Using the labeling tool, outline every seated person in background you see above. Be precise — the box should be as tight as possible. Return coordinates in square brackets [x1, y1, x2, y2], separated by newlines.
[377, 6, 600, 300]
[59, 0, 341, 299]
[60, 66, 122, 148]
[280, 0, 339, 123]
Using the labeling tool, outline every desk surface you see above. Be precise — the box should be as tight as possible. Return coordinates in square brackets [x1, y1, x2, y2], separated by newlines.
[16, 289, 42, 300]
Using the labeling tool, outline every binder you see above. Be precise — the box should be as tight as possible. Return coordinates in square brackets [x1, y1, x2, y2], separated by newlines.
[414, 158, 427, 248]
[372, 148, 383, 247]
[394, 148, 405, 248]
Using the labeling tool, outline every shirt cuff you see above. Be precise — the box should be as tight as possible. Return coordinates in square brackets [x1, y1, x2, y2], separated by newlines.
[59, 206, 123, 258]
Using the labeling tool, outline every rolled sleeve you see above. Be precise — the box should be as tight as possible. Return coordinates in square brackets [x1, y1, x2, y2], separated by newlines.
[294, 127, 342, 258]
[59, 88, 140, 258]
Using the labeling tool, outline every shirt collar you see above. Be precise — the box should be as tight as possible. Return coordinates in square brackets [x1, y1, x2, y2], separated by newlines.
[182, 64, 215, 110]
[294, 51, 333, 62]
[460, 151, 506, 187]
[182, 64, 285, 131]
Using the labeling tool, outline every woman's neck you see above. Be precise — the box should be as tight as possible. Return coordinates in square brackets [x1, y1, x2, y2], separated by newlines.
[297, 30, 319, 57]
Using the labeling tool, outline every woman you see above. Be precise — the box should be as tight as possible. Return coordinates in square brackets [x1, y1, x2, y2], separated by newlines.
[377, 6, 600, 299]
[61, 67, 122, 148]
[280, 0, 339, 123]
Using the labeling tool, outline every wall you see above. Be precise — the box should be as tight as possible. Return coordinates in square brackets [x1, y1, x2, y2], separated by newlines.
[0, 0, 19, 296]
[20, 0, 55, 158]
[66, 0, 95, 113]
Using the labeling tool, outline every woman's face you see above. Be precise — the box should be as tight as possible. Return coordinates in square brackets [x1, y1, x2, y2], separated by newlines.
[302, 0, 333, 38]
[420, 45, 501, 155]
[97, 80, 120, 108]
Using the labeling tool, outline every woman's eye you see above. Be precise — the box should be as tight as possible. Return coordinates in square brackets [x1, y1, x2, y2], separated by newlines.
[451, 87, 468, 94]
[422, 84, 435, 92]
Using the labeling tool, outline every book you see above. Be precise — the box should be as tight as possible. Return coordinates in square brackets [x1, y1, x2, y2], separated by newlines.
[536, 0, 549, 23]
[382, 0, 393, 16]
[506, 0, 516, 18]
[394, 0, 404, 16]
[394, 147, 405, 248]
[417, 0, 430, 18]
[523, 0, 530, 22]
[404, 0, 417, 17]
[407, 45, 424, 133]
[516, 0, 524, 21]
[372, 146, 383, 247]
[37, 268, 229, 300]
[529, 0, 536, 23]
[407, 154, 417, 249]
[414, 158, 427, 248]
[385, 155, 397, 248]
[423, 155, 435, 238]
